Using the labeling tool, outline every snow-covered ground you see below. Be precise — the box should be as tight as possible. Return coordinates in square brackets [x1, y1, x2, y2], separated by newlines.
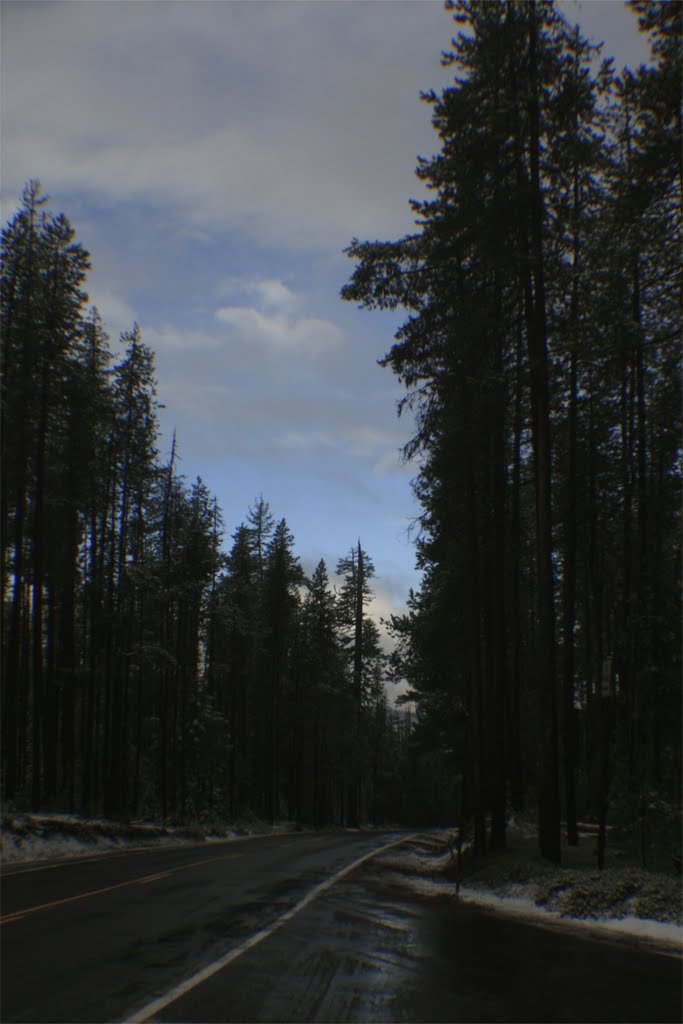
[0, 812, 297, 866]
[374, 840, 683, 956]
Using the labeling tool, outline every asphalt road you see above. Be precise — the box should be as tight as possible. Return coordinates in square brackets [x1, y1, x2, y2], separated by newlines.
[1, 831, 681, 1024]
[1, 830, 404, 1023]
[158, 861, 683, 1024]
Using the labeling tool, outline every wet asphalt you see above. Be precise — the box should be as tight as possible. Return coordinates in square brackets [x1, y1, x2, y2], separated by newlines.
[1, 832, 681, 1024]
[157, 860, 683, 1024]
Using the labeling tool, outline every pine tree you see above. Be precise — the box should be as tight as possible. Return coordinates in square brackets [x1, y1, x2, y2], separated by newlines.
[296, 560, 348, 825]
[1, 181, 91, 807]
[342, 0, 622, 861]
[335, 542, 376, 825]
[261, 518, 304, 822]
[103, 326, 159, 818]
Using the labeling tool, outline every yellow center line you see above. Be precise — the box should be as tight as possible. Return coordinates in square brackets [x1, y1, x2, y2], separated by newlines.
[136, 870, 175, 884]
[0, 851, 242, 926]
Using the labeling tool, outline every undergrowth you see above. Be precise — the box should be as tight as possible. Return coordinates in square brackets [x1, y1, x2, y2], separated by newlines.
[457, 825, 682, 925]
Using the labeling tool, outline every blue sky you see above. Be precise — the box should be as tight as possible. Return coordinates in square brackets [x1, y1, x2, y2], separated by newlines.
[1, 0, 650, 638]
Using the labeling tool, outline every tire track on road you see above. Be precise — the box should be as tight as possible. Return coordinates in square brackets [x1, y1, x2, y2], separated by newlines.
[123, 834, 417, 1024]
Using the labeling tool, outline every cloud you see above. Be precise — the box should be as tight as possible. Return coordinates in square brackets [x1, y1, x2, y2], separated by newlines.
[211, 275, 343, 356]
[142, 325, 222, 354]
[214, 305, 342, 357]
[85, 283, 138, 348]
[137, 316, 355, 465]
[255, 279, 295, 309]
[4, 0, 649, 264]
[2, 1, 455, 251]
[220, 276, 296, 310]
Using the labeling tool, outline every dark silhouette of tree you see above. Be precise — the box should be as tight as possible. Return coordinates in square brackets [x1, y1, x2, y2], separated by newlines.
[343, 0, 680, 863]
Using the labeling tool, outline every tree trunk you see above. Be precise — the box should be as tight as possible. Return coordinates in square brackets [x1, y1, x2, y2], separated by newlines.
[525, 8, 560, 863]
[508, 314, 525, 813]
[562, 343, 579, 846]
[489, 326, 507, 851]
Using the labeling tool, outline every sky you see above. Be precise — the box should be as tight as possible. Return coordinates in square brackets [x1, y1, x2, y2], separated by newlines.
[1, 0, 651, 646]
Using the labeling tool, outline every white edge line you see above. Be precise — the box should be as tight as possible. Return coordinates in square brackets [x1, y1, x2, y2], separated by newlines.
[122, 834, 416, 1024]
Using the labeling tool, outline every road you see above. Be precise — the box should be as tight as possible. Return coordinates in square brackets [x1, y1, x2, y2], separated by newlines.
[1, 830, 404, 1023]
[1, 831, 681, 1024]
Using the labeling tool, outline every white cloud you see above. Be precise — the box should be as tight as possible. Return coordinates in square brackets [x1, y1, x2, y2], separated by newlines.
[243, 278, 296, 310]
[3, 2, 650, 259]
[2, 1, 454, 251]
[85, 284, 138, 348]
[142, 325, 222, 354]
[214, 305, 342, 356]
[211, 275, 343, 356]
[218, 275, 297, 310]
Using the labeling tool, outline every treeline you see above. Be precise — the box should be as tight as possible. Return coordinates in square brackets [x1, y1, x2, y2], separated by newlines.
[0, 184, 412, 825]
[343, 1, 681, 864]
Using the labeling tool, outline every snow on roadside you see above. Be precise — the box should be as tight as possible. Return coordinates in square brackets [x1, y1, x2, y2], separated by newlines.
[377, 847, 455, 875]
[461, 884, 683, 953]
[1, 815, 213, 865]
[0, 813, 298, 866]
[372, 842, 683, 956]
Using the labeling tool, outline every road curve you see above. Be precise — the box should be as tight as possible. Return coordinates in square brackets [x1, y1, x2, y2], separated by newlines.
[1, 829, 406, 1023]
[154, 859, 683, 1024]
[2, 830, 681, 1024]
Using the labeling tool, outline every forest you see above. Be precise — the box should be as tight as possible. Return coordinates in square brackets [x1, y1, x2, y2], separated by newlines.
[1, 1, 681, 866]
[0, 176, 416, 826]
[343, 0, 681, 865]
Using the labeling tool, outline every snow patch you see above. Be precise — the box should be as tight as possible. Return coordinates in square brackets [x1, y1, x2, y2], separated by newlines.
[0, 813, 300, 867]
[375, 847, 455, 875]
[372, 838, 683, 957]
[461, 885, 683, 953]
[1, 818, 207, 866]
